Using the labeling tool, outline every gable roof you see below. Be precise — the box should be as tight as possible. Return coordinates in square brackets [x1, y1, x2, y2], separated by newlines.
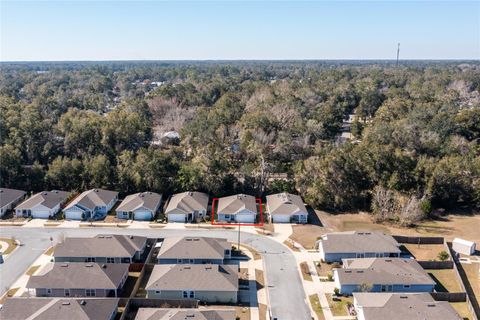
[135, 308, 236, 320]
[336, 258, 435, 286]
[0, 298, 119, 320]
[64, 189, 118, 211]
[27, 263, 129, 290]
[54, 234, 147, 259]
[116, 192, 162, 212]
[353, 293, 462, 320]
[165, 192, 209, 215]
[15, 190, 70, 210]
[266, 192, 307, 215]
[319, 231, 401, 254]
[157, 237, 230, 260]
[0, 188, 26, 208]
[217, 194, 256, 215]
[146, 264, 238, 292]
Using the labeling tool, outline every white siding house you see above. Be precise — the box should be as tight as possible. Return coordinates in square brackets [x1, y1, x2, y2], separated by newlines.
[116, 192, 162, 221]
[165, 192, 209, 223]
[217, 194, 257, 224]
[64, 189, 118, 221]
[266, 193, 308, 224]
[15, 190, 69, 219]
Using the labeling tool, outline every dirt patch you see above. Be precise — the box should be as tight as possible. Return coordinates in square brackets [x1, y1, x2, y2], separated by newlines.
[300, 262, 312, 281]
[0, 288, 19, 304]
[26, 265, 41, 276]
[283, 240, 300, 252]
[427, 269, 463, 292]
[450, 302, 473, 320]
[326, 294, 353, 316]
[403, 244, 448, 261]
[0, 238, 17, 255]
[315, 261, 338, 278]
[44, 246, 55, 256]
[290, 224, 325, 249]
[259, 303, 267, 320]
[239, 244, 262, 261]
[255, 269, 265, 289]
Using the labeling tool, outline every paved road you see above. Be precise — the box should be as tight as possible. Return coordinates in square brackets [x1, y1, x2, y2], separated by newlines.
[0, 227, 311, 320]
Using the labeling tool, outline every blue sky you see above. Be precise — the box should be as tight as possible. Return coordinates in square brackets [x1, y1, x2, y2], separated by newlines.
[1, 1, 479, 61]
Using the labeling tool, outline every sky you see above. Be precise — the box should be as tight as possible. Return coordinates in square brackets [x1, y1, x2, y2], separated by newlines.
[1, 1, 479, 61]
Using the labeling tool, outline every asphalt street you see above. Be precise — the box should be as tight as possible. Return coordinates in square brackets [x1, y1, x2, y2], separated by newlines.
[0, 227, 311, 320]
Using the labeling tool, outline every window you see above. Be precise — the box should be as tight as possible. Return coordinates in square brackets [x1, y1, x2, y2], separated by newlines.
[183, 290, 194, 298]
[106, 257, 115, 263]
[177, 259, 184, 263]
[46, 288, 52, 295]
[86, 257, 96, 262]
[64, 289, 70, 297]
[189, 291, 194, 298]
[155, 290, 161, 294]
[224, 215, 230, 220]
[85, 289, 96, 297]
[189, 259, 194, 264]
[403, 285, 411, 288]
[183, 291, 188, 298]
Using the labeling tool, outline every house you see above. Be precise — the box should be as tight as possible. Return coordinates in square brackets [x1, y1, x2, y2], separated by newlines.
[156, 237, 231, 264]
[452, 238, 476, 256]
[0, 297, 119, 320]
[54, 234, 147, 263]
[135, 308, 236, 320]
[146, 264, 238, 303]
[63, 189, 118, 220]
[165, 191, 209, 223]
[333, 258, 435, 295]
[216, 194, 257, 223]
[317, 231, 401, 263]
[266, 192, 308, 224]
[15, 190, 69, 219]
[26, 262, 129, 297]
[353, 292, 462, 320]
[116, 192, 162, 221]
[0, 188, 26, 217]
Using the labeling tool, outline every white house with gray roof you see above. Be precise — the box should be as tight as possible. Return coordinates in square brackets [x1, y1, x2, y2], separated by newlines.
[116, 191, 162, 221]
[0, 188, 26, 217]
[135, 308, 236, 320]
[216, 194, 257, 223]
[63, 189, 118, 220]
[165, 191, 209, 223]
[266, 192, 308, 224]
[353, 292, 462, 320]
[317, 231, 401, 262]
[146, 264, 238, 303]
[156, 237, 231, 264]
[333, 258, 436, 295]
[15, 190, 69, 219]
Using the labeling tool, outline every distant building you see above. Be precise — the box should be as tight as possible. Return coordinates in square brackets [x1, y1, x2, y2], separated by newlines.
[317, 231, 401, 263]
[334, 258, 435, 295]
[63, 189, 118, 220]
[0, 188, 26, 217]
[135, 308, 236, 320]
[26, 263, 129, 298]
[217, 194, 257, 223]
[0, 298, 119, 320]
[353, 292, 462, 320]
[15, 190, 69, 219]
[54, 234, 147, 263]
[156, 237, 231, 264]
[165, 191, 209, 223]
[266, 192, 308, 224]
[146, 264, 238, 303]
[116, 192, 162, 221]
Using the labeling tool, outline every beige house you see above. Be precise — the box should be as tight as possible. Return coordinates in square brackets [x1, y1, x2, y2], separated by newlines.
[26, 262, 129, 297]
[0, 188, 26, 217]
[217, 194, 257, 223]
[15, 190, 69, 219]
[156, 237, 231, 264]
[146, 264, 238, 303]
[63, 189, 118, 220]
[266, 192, 308, 224]
[135, 308, 236, 320]
[164, 191, 209, 223]
[116, 191, 162, 221]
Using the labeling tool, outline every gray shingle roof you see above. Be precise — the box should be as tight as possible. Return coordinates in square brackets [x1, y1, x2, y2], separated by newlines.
[27, 263, 128, 290]
[157, 237, 230, 260]
[165, 192, 209, 214]
[336, 258, 435, 286]
[319, 231, 401, 254]
[0, 298, 119, 320]
[0, 188, 26, 208]
[217, 194, 256, 215]
[15, 190, 69, 210]
[64, 189, 118, 211]
[146, 264, 238, 292]
[54, 234, 147, 259]
[266, 192, 307, 216]
[135, 308, 236, 320]
[116, 192, 162, 212]
[353, 293, 462, 320]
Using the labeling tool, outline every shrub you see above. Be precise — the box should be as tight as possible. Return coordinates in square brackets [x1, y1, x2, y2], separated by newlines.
[438, 250, 449, 261]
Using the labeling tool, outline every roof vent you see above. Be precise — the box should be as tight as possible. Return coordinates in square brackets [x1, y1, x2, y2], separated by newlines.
[80, 300, 86, 305]
[129, 235, 134, 239]
[86, 264, 93, 267]
[62, 301, 70, 305]
[98, 236, 105, 238]
[427, 304, 436, 307]
[183, 267, 191, 270]
[102, 264, 107, 268]
[385, 259, 392, 262]
[61, 263, 69, 267]
[400, 296, 408, 299]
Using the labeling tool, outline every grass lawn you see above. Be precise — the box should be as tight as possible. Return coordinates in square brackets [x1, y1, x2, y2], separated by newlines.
[309, 294, 325, 320]
[403, 244, 448, 260]
[0, 287, 19, 304]
[427, 269, 462, 292]
[26, 265, 41, 276]
[300, 262, 313, 281]
[315, 261, 338, 278]
[283, 240, 300, 252]
[0, 238, 17, 255]
[326, 294, 353, 316]
[234, 306, 251, 320]
[450, 302, 472, 320]
[44, 246, 55, 256]
[259, 303, 267, 320]
[240, 244, 262, 260]
[462, 262, 480, 305]
[290, 224, 325, 249]
[255, 269, 265, 289]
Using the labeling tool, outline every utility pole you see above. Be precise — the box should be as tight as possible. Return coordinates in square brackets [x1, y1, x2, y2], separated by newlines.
[396, 43, 400, 67]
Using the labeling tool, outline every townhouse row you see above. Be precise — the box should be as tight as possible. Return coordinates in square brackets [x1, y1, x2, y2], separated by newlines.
[0, 187, 309, 223]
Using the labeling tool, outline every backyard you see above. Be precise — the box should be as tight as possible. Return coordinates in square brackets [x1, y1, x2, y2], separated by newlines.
[326, 294, 353, 317]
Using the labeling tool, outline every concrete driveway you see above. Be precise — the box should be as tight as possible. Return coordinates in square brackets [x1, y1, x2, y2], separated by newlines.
[0, 227, 311, 320]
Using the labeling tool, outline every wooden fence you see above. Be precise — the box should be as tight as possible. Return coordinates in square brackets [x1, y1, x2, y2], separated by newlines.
[431, 292, 467, 302]
[418, 260, 453, 269]
[393, 235, 444, 244]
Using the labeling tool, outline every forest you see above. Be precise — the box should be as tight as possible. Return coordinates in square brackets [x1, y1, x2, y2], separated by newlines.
[1, 61, 479, 225]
